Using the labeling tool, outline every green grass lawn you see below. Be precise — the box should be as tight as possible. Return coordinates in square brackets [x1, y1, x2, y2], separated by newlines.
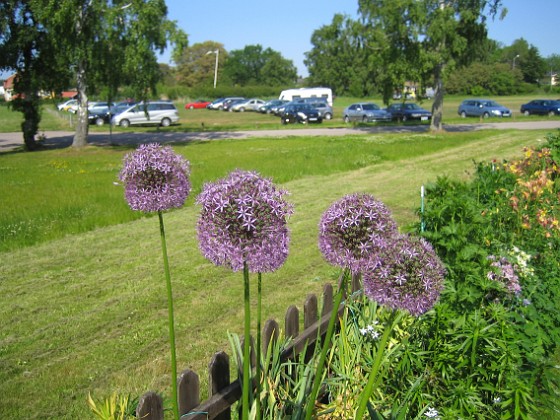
[1, 127, 553, 418]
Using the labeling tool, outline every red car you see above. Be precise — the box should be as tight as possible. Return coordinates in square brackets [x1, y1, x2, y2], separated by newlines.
[184, 100, 211, 110]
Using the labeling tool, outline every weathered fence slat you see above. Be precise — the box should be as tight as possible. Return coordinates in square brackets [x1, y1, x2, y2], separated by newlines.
[285, 304, 299, 339]
[178, 369, 200, 417]
[304, 293, 318, 329]
[322, 283, 334, 316]
[136, 391, 164, 420]
[209, 351, 230, 420]
[262, 318, 279, 356]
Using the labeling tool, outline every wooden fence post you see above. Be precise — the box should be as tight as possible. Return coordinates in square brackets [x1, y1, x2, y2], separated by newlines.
[351, 273, 361, 294]
[208, 351, 231, 420]
[322, 283, 334, 317]
[304, 293, 318, 329]
[285, 305, 299, 339]
[136, 391, 164, 420]
[262, 319, 279, 356]
[178, 369, 200, 418]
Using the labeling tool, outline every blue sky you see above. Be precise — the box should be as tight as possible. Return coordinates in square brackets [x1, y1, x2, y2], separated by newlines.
[1, 1, 556, 80]
[161, 0, 559, 76]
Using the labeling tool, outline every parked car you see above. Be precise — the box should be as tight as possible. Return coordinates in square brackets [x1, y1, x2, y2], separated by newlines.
[206, 98, 225, 110]
[273, 101, 292, 116]
[57, 99, 77, 111]
[88, 102, 116, 112]
[111, 101, 179, 127]
[208, 97, 244, 111]
[458, 99, 512, 118]
[307, 100, 333, 120]
[386, 103, 432, 121]
[88, 109, 112, 126]
[230, 98, 266, 112]
[185, 100, 211, 110]
[520, 99, 560, 116]
[88, 102, 135, 126]
[223, 98, 246, 112]
[280, 103, 323, 124]
[342, 103, 392, 123]
[258, 100, 289, 114]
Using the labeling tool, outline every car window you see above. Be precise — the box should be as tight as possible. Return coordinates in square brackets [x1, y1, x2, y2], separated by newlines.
[362, 104, 378, 111]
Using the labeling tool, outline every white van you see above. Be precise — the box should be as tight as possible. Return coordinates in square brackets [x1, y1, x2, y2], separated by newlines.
[112, 101, 179, 127]
[279, 87, 333, 106]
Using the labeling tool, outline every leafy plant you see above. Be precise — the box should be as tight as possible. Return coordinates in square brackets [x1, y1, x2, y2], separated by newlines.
[87, 393, 137, 420]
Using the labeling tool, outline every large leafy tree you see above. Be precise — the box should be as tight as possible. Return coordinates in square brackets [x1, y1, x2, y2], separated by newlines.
[500, 38, 547, 84]
[40, 0, 186, 148]
[175, 41, 225, 87]
[0, 0, 70, 150]
[1, 0, 186, 150]
[305, 14, 376, 97]
[223, 44, 297, 86]
[357, 0, 505, 131]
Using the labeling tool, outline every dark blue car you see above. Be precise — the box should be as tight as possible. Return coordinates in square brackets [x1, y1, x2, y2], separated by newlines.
[520, 99, 560, 116]
[386, 103, 432, 122]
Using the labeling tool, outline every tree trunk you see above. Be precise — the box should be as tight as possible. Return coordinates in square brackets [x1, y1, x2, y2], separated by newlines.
[20, 97, 40, 151]
[72, 59, 89, 148]
[430, 62, 445, 132]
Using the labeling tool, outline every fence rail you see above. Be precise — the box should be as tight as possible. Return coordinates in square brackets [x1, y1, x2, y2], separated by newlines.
[136, 275, 361, 420]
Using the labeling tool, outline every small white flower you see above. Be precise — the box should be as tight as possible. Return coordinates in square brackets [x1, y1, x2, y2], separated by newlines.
[493, 396, 502, 404]
[424, 406, 440, 419]
[360, 324, 380, 340]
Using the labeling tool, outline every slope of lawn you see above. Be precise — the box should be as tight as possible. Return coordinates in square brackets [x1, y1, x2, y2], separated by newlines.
[0, 128, 552, 418]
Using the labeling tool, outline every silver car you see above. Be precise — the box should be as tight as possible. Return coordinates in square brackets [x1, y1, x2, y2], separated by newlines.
[111, 102, 179, 127]
[230, 98, 266, 112]
[343, 102, 392, 123]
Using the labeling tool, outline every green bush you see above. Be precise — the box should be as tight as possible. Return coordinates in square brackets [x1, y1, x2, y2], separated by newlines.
[413, 131, 560, 416]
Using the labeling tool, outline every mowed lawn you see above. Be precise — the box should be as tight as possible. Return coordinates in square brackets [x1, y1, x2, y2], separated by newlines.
[0, 125, 555, 418]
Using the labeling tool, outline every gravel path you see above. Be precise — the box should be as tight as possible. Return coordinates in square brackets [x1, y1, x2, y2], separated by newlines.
[1, 120, 559, 152]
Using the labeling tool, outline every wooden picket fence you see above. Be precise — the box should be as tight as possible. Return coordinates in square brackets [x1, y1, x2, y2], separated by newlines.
[136, 275, 361, 420]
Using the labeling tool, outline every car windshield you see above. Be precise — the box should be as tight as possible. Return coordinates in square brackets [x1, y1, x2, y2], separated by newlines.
[362, 103, 379, 110]
[482, 101, 499, 107]
[404, 104, 421, 110]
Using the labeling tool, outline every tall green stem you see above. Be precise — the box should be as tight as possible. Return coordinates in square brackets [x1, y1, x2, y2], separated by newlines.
[355, 309, 398, 419]
[158, 211, 179, 420]
[242, 261, 251, 420]
[255, 272, 262, 420]
[304, 270, 348, 420]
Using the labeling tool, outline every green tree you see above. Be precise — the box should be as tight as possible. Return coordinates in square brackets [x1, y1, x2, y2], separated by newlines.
[175, 41, 225, 88]
[357, 0, 505, 131]
[40, 0, 186, 148]
[1, 0, 186, 150]
[0, 0, 71, 150]
[223, 44, 297, 86]
[501, 38, 547, 84]
[305, 14, 375, 97]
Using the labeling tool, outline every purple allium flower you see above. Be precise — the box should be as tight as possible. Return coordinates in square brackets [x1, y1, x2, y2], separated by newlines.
[318, 193, 398, 274]
[196, 169, 294, 272]
[363, 234, 446, 316]
[487, 255, 522, 295]
[119, 143, 191, 212]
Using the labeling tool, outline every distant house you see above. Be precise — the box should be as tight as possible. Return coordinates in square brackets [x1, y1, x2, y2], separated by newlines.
[3, 74, 16, 101]
[61, 91, 78, 99]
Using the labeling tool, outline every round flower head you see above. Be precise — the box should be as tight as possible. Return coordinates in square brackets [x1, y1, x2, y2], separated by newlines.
[363, 234, 446, 316]
[196, 169, 294, 273]
[318, 193, 398, 274]
[119, 143, 191, 212]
